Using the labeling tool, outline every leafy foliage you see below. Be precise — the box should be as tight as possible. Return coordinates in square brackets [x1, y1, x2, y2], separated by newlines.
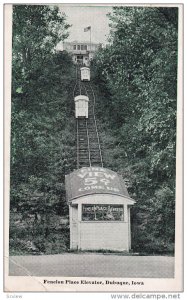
[93, 6, 177, 253]
[10, 5, 75, 255]
[10, 5, 177, 255]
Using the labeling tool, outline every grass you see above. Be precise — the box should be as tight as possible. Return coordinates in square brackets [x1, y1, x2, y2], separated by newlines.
[9, 248, 174, 256]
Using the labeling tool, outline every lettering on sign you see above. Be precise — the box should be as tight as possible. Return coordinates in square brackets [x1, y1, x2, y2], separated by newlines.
[65, 167, 129, 201]
[82, 204, 124, 221]
[78, 186, 120, 192]
[77, 168, 120, 193]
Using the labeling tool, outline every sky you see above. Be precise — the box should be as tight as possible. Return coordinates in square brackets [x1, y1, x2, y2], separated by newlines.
[58, 5, 113, 44]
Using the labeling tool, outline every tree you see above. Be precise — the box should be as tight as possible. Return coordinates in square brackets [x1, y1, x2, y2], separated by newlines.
[93, 6, 178, 253]
[10, 5, 76, 254]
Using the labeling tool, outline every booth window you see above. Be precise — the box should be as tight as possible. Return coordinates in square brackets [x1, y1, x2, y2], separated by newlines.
[82, 204, 124, 221]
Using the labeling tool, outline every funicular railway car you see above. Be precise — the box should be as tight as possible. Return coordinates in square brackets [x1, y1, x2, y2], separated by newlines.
[74, 95, 89, 118]
[80, 67, 90, 81]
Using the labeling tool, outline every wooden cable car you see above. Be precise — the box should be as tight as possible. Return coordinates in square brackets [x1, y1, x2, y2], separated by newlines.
[74, 95, 89, 118]
[80, 67, 90, 81]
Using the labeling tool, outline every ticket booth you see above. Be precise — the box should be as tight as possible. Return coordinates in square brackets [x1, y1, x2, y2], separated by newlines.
[65, 167, 135, 251]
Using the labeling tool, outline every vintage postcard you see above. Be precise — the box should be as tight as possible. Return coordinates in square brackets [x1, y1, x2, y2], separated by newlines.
[4, 2, 183, 293]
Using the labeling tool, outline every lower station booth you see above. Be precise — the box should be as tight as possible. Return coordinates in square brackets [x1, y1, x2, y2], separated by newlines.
[65, 167, 135, 251]
[74, 95, 89, 118]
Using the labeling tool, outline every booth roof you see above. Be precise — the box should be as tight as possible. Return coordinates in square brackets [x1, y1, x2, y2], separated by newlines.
[65, 167, 133, 202]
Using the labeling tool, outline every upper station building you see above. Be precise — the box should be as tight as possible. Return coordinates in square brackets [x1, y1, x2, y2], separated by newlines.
[57, 41, 102, 65]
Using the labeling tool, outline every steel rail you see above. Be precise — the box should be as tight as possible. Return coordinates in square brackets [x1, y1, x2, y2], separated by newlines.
[74, 83, 89, 168]
[76, 119, 79, 169]
[74, 66, 82, 169]
[73, 82, 77, 98]
[85, 119, 92, 167]
[73, 65, 79, 98]
[82, 84, 88, 97]
[83, 83, 104, 168]
[73, 65, 103, 168]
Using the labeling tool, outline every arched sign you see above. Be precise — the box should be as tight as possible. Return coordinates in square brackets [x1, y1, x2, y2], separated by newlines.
[65, 167, 130, 202]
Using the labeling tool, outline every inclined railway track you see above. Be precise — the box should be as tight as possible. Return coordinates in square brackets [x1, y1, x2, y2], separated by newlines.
[73, 66, 103, 169]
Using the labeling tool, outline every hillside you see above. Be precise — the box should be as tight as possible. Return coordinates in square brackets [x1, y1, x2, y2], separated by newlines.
[9, 5, 177, 255]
